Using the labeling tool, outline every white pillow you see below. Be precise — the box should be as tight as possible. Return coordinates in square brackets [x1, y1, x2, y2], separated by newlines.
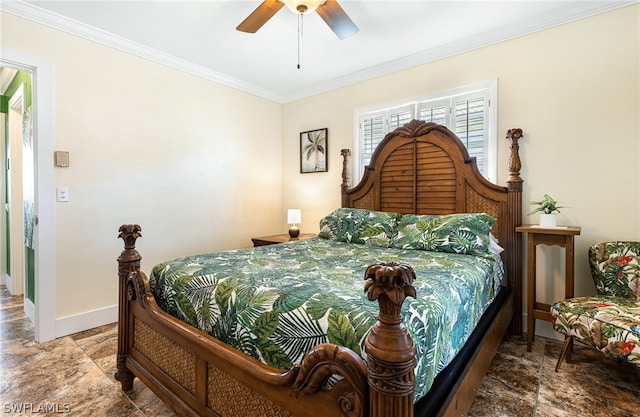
[489, 234, 505, 255]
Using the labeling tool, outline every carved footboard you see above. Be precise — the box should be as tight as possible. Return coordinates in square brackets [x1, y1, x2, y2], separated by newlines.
[116, 225, 418, 417]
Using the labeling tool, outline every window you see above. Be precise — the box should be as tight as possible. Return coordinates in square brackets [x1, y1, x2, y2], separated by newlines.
[354, 80, 497, 183]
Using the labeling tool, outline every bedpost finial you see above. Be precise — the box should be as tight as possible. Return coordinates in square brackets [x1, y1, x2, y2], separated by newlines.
[506, 128, 523, 185]
[118, 224, 142, 265]
[507, 128, 522, 139]
[118, 224, 142, 249]
[341, 149, 351, 180]
[341, 149, 352, 206]
[364, 261, 416, 320]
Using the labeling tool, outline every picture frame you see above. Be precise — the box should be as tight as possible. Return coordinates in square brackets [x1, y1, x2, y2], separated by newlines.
[300, 128, 328, 173]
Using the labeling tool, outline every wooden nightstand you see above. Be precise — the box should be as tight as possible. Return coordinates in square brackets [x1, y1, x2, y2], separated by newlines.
[516, 224, 581, 351]
[251, 233, 316, 247]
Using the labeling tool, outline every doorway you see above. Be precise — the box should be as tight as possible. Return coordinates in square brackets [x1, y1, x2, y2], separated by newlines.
[1, 48, 56, 343]
[2, 70, 36, 322]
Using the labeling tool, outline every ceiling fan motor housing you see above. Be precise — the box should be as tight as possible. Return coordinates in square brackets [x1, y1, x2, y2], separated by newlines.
[282, 0, 326, 14]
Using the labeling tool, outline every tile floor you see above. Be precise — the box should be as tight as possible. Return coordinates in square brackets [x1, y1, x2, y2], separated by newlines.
[1, 287, 638, 416]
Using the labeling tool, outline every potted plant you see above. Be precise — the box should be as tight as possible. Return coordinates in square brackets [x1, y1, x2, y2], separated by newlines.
[528, 194, 564, 227]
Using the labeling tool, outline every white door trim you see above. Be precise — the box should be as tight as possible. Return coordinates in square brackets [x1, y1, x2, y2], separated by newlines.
[7, 83, 25, 297]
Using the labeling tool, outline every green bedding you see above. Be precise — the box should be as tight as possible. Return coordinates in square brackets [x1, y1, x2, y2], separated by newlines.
[149, 237, 504, 401]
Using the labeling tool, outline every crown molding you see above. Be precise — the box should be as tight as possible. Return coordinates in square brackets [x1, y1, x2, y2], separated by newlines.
[0, 0, 284, 102]
[281, 1, 637, 102]
[2, 0, 636, 104]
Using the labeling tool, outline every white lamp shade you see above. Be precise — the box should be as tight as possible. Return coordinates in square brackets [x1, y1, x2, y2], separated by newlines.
[287, 209, 302, 224]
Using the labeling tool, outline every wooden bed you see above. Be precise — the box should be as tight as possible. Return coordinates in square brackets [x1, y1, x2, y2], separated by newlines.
[115, 120, 524, 417]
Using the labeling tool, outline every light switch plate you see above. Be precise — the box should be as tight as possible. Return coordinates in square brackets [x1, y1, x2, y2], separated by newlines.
[56, 187, 69, 202]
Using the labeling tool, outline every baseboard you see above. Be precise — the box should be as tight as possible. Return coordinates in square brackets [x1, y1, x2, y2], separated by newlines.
[23, 297, 35, 323]
[5, 273, 13, 294]
[55, 304, 118, 338]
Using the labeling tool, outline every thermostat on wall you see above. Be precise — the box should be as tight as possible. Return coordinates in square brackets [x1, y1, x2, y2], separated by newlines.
[54, 151, 69, 167]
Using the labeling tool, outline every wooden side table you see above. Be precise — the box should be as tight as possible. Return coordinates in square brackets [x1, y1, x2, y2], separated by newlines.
[516, 225, 581, 351]
[251, 233, 316, 247]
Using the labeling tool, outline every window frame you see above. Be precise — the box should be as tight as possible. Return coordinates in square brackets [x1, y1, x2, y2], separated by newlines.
[353, 79, 498, 183]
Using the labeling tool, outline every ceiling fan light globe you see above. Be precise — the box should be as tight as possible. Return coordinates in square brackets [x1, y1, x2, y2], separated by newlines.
[282, 0, 325, 14]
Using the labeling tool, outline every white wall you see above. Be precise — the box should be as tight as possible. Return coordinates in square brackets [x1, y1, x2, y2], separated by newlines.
[1, 12, 283, 322]
[282, 5, 639, 324]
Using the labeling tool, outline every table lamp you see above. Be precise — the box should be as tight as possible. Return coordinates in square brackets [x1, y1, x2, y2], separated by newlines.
[287, 209, 301, 238]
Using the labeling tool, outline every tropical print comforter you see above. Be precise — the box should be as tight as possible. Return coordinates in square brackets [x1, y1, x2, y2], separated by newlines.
[149, 237, 504, 401]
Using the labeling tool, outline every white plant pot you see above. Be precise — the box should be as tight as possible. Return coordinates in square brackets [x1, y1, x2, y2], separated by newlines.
[539, 213, 557, 228]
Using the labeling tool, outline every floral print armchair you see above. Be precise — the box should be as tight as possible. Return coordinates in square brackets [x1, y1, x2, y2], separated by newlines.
[551, 241, 640, 371]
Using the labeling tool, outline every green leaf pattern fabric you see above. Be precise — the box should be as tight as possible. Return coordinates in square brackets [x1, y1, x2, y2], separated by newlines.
[390, 213, 496, 255]
[149, 237, 504, 401]
[318, 208, 403, 247]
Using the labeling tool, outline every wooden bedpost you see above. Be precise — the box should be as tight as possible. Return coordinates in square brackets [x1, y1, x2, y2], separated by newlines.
[506, 128, 524, 335]
[115, 224, 142, 391]
[364, 262, 417, 417]
[341, 149, 351, 207]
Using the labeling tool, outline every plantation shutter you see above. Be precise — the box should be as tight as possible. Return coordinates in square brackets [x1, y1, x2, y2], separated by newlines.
[417, 98, 449, 126]
[361, 112, 385, 170]
[388, 106, 413, 131]
[355, 81, 495, 182]
[360, 105, 413, 168]
[453, 94, 487, 174]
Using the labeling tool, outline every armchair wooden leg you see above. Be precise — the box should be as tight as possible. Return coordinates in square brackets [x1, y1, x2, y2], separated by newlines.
[555, 336, 573, 372]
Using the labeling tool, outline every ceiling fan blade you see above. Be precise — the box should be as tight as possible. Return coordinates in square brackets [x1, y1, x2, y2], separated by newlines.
[316, 0, 359, 40]
[236, 0, 285, 33]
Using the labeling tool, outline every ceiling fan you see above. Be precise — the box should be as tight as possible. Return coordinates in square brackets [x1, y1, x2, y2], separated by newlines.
[236, 0, 359, 40]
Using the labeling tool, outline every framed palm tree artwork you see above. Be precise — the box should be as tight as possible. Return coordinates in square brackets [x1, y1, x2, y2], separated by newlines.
[300, 128, 328, 173]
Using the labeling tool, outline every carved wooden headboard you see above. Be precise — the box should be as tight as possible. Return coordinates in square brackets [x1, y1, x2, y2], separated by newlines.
[340, 119, 524, 334]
